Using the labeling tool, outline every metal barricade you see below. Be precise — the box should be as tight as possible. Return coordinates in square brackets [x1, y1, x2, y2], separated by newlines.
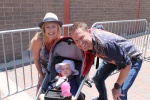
[0, 19, 149, 99]
[0, 27, 40, 100]
[144, 22, 150, 61]
[0, 24, 72, 99]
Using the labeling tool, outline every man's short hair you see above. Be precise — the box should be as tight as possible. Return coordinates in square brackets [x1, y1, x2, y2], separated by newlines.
[69, 22, 89, 35]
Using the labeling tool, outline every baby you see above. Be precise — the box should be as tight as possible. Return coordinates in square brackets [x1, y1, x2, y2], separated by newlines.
[39, 59, 79, 100]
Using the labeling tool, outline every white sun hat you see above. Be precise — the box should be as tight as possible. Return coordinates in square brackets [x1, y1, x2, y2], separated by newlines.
[55, 60, 79, 75]
[38, 12, 63, 29]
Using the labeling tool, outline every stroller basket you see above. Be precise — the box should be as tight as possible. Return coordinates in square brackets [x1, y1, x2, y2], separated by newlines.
[44, 89, 71, 100]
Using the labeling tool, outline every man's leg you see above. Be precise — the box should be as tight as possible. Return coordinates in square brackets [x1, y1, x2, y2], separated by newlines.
[92, 61, 117, 100]
[121, 60, 143, 100]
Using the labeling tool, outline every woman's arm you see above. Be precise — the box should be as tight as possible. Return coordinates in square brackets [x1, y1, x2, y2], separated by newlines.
[32, 38, 44, 78]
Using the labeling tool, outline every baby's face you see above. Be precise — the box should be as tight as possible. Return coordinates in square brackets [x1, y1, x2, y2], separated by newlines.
[60, 64, 73, 77]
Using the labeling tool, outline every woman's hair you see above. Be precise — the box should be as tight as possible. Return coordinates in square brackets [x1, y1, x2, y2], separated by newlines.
[69, 22, 89, 35]
[29, 23, 61, 49]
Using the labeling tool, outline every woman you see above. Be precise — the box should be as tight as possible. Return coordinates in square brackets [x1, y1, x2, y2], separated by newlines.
[29, 12, 63, 94]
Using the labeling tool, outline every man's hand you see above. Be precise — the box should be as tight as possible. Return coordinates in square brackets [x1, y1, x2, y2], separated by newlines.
[112, 63, 132, 100]
[112, 88, 124, 100]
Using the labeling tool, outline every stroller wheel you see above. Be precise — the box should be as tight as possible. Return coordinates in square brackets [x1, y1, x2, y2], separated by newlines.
[78, 92, 85, 100]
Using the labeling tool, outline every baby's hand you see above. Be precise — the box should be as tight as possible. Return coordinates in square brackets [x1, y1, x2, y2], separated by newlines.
[72, 96, 76, 100]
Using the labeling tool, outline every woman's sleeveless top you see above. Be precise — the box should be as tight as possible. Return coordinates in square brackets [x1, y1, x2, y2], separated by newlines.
[40, 43, 49, 69]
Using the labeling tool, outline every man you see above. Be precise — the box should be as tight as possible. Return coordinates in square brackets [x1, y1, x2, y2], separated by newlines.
[69, 22, 143, 100]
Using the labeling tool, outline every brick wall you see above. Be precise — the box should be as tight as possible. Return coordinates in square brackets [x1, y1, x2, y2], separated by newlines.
[70, 0, 150, 27]
[0, 0, 64, 31]
[0, 0, 150, 63]
[0, 0, 150, 31]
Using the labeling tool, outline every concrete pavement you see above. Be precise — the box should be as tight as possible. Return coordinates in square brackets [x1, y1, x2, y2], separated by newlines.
[1, 60, 150, 100]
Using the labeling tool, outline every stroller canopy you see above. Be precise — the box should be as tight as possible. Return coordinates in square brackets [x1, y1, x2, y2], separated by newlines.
[48, 37, 95, 77]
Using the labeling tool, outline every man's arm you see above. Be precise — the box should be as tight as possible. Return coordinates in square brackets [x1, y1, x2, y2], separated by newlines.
[116, 63, 132, 85]
[112, 63, 132, 100]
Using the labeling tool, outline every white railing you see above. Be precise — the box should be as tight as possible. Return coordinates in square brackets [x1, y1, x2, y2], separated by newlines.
[144, 22, 150, 61]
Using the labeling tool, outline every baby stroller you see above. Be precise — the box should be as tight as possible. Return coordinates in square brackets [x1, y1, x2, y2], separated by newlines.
[35, 37, 95, 100]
